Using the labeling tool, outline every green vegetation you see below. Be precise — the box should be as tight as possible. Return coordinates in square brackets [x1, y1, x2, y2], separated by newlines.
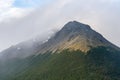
[0, 46, 120, 80]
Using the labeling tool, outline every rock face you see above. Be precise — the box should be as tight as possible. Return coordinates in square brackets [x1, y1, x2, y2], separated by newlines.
[37, 21, 118, 53]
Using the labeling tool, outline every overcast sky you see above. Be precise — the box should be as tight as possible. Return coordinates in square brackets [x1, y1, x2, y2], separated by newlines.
[0, 0, 120, 51]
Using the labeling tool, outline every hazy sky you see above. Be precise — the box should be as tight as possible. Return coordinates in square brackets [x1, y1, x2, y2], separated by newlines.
[0, 0, 120, 51]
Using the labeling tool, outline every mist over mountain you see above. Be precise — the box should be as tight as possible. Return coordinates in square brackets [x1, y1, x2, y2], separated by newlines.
[0, 21, 120, 80]
[0, 34, 52, 60]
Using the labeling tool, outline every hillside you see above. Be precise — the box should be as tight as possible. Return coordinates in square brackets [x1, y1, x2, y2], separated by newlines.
[0, 21, 120, 80]
[11, 47, 120, 80]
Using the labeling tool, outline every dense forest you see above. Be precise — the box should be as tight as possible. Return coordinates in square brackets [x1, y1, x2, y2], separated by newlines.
[0, 46, 119, 80]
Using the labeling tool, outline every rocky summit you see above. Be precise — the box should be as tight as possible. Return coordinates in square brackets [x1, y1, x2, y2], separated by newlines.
[37, 21, 118, 53]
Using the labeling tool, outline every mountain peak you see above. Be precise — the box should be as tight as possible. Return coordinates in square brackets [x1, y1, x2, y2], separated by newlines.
[62, 21, 91, 32]
[37, 21, 118, 53]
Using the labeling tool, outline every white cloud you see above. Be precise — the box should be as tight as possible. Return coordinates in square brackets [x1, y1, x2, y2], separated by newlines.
[0, 0, 31, 22]
[0, 0, 14, 9]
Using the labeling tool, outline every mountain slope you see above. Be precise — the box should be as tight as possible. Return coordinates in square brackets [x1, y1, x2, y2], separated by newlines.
[12, 47, 120, 80]
[37, 21, 118, 53]
[0, 21, 120, 80]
